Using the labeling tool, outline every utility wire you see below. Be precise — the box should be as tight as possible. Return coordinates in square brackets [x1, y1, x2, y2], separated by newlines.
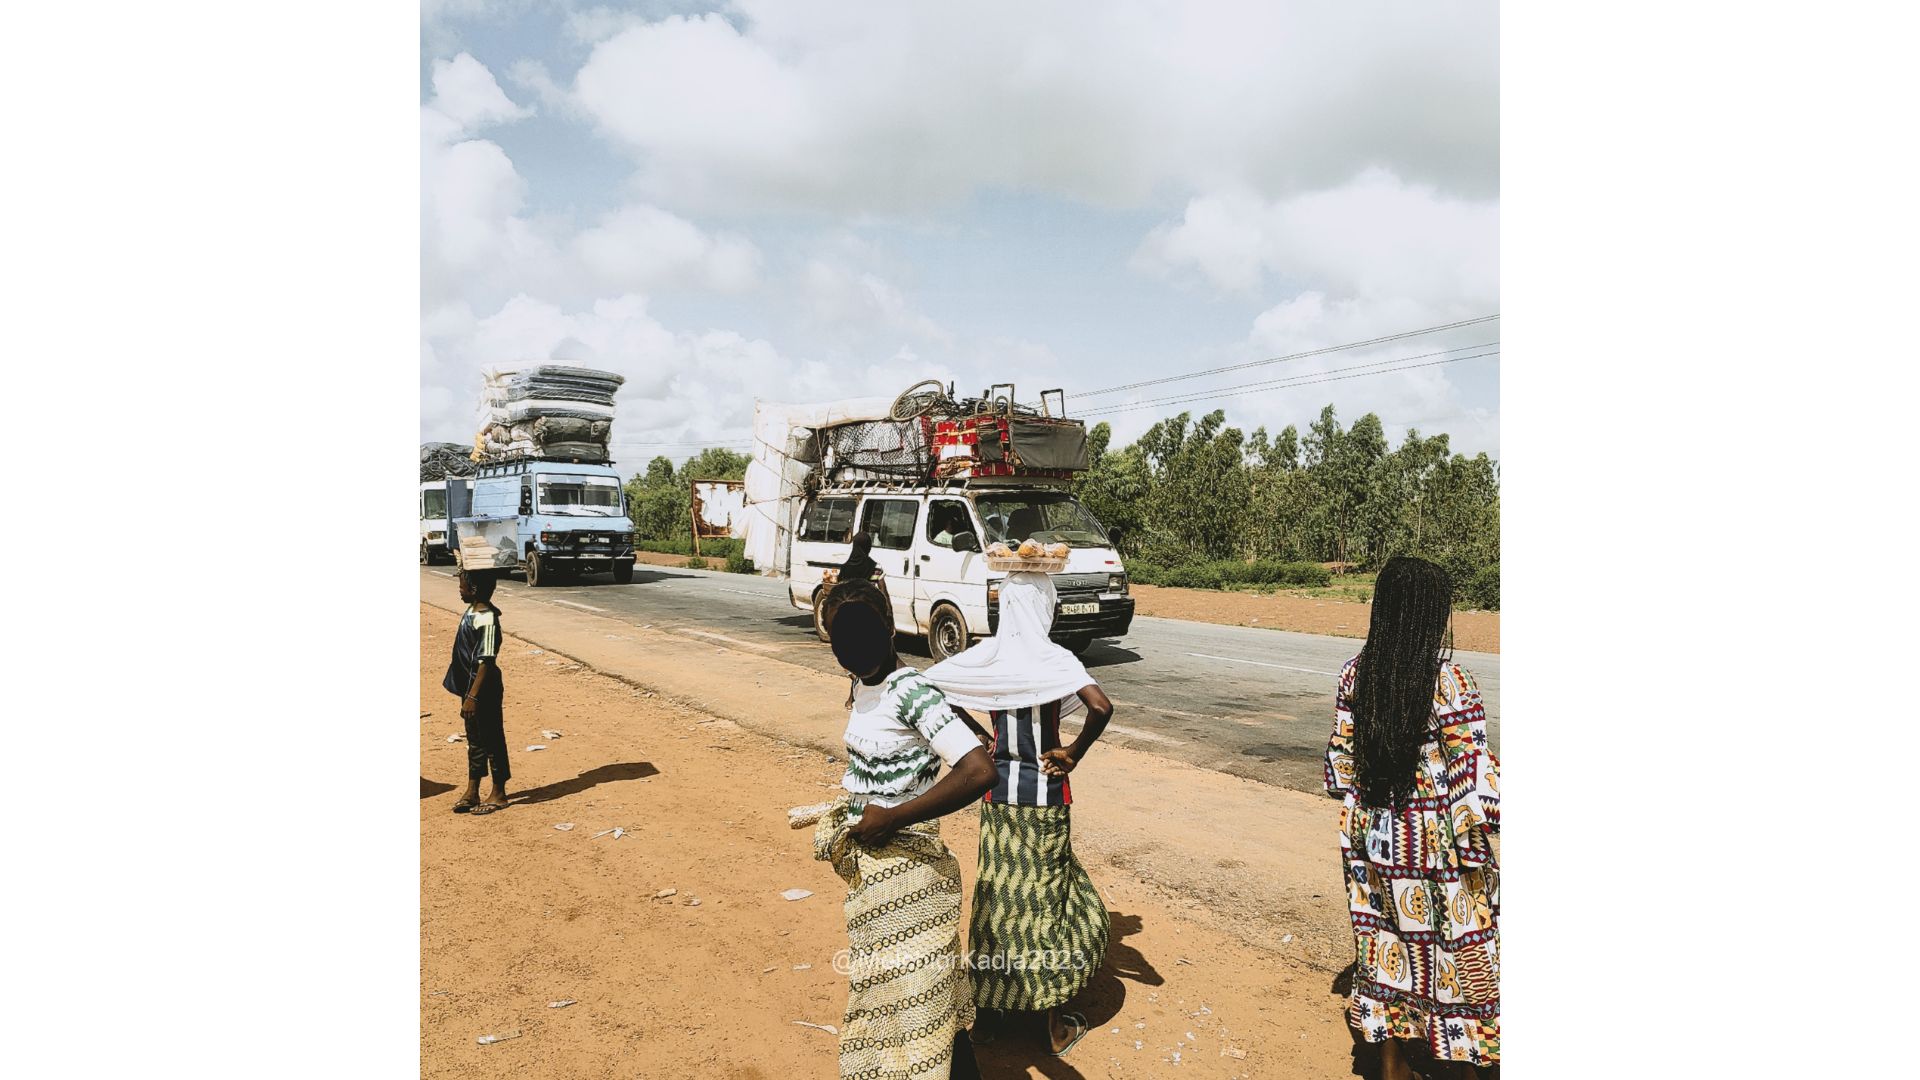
[1080, 350, 1500, 418]
[1081, 341, 1495, 416]
[1077, 313, 1499, 398]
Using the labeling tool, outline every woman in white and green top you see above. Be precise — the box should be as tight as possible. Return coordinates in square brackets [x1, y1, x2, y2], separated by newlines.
[814, 579, 995, 1080]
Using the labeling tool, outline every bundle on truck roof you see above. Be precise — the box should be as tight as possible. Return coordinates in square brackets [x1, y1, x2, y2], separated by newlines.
[734, 381, 1091, 577]
[472, 365, 626, 464]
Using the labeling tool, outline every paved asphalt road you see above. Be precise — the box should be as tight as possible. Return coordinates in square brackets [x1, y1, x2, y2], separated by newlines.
[424, 565, 1500, 796]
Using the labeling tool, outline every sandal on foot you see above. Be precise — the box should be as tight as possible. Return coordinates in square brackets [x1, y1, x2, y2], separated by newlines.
[470, 802, 508, 815]
[452, 798, 477, 813]
[1049, 1012, 1089, 1057]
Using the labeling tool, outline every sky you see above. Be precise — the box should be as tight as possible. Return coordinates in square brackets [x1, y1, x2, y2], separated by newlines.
[420, 1, 1500, 469]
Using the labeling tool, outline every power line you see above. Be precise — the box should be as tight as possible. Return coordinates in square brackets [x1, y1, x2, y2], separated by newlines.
[1080, 341, 1495, 417]
[1077, 314, 1499, 399]
[1079, 350, 1500, 418]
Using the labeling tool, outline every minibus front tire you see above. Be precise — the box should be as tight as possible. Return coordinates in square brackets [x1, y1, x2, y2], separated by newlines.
[928, 604, 970, 662]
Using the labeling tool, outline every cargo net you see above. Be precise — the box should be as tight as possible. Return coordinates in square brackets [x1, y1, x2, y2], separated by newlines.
[421, 442, 478, 482]
[822, 417, 936, 479]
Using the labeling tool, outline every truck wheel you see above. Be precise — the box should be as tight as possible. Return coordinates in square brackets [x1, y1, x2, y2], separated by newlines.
[1063, 636, 1094, 656]
[928, 605, 970, 661]
[526, 551, 547, 587]
[813, 587, 832, 642]
[613, 560, 634, 585]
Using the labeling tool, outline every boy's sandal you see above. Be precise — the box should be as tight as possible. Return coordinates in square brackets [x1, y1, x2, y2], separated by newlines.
[469, 802, 507, 815]
[452, 798, 477, 813]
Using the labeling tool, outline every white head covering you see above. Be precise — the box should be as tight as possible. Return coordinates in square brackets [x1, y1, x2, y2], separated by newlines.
[923, 572, 1094, 714]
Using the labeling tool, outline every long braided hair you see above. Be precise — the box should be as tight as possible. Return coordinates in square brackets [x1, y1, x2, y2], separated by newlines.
[1352, 556, 1454, 807]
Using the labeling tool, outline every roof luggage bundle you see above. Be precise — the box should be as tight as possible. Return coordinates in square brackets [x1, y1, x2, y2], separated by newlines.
[734, 381, 1091, 577]
[421, 441, 478, 482]
[472, 365, 625, 464]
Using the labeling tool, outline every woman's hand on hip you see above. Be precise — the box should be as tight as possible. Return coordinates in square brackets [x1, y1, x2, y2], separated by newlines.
[847, 804, 900, 847]
[1040, 748, 1078, 776]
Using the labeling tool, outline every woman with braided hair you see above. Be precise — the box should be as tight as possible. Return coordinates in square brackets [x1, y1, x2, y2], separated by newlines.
[1325, 556, 1500, 1078]
[812, 578, 996, 1080]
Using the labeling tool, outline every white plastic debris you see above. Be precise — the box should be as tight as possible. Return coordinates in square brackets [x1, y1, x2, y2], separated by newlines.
[476, 1030, 522, 1045]
[762, 966, 777, 974]
[548, 1000, 576, 1009]
[792, 964, 812, 972]
[781, 888, 813, 902]
[525, 744, 548, 752]
[687, 898, 701, 907]
[655, 888, 677, 899]
[611, 827, 625, 840]
[541, 730, 563, 739]
[526, 649, 544, 655]
[553, 823, 574, 831]
[446, 734, 464, 743]
[793, 1021, 838, 1035]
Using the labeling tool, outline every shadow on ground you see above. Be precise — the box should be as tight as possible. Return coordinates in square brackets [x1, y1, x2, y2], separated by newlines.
[508, 761, 662, 806]
[973, 912, 1163, 1079]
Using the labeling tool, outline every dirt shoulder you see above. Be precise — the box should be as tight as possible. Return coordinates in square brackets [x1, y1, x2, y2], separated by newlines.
[1131, 584, 1500, 654]
[421, 596, 1363, 1079]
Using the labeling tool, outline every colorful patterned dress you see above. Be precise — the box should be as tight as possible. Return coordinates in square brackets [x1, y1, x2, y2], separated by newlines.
[1324, 657, 1501, 1067]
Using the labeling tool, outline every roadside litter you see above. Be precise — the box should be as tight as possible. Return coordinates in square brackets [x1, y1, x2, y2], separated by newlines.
[476, 1030, 522, 1046]
[780, 889, 812, 902]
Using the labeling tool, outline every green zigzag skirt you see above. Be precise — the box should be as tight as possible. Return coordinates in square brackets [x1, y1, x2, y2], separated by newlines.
[967, 802, 1109, 1011]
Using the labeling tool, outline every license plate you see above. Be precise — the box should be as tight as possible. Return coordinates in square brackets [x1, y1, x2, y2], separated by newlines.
[1061, 602, 1099, 616]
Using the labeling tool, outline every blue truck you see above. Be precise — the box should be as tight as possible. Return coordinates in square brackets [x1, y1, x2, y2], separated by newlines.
[454, 458, 637, 586]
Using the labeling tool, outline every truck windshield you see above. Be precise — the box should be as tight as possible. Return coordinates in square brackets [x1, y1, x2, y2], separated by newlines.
[421, 489, 448, 519]
[973, 492, 1109, 547]
[537, 475, 623, 517]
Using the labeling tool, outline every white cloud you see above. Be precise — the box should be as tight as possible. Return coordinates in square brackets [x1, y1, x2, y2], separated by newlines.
[573, 204, 761, 293]
[421, 291, 966, 465]
[1133, 170, 1499, 303]
[429, 52, 532, 131]
[798, 259, 951, 349]
[566, 1, 1497, 213]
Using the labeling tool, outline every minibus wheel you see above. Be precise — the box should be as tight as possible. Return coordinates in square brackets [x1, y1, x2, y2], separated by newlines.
[928, 604, 969, 661]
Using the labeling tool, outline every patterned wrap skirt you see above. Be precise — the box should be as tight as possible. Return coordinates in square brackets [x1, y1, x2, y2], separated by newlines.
[815, 805, 975, 1080]
[967, 802, 1109, 1011]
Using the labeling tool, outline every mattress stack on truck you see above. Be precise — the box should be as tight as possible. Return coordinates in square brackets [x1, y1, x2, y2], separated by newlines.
[472, 366, 624, 463]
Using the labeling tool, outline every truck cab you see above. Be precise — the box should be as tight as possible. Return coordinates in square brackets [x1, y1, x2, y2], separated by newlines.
[456, 459, 637, 586]
[788, 480, 1133, 660]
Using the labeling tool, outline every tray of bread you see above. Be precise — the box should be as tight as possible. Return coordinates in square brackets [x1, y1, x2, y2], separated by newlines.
[984, 540, 1070, 574]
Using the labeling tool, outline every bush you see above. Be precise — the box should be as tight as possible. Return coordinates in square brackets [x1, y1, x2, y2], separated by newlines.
[1463, 563, 1500, 611]
[1224, 559, 1331, 588]
[1159, 563, 1226, 590]
[683, 557, 708, 570]
[724, 553, 754, 575]
[1126, 557, 1330, 591]
[638, 537, 743, 559]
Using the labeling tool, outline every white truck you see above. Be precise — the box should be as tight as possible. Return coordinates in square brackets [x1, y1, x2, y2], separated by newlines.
[740, 386, 1133, 660]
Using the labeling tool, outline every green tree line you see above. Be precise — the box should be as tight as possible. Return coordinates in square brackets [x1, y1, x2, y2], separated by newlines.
[1075, 404, 1499, 608]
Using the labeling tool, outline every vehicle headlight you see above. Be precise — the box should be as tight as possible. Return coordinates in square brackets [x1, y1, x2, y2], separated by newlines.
[1108, 573, 1128, 594]
[541, 531, 562, 544]
[988, 580, 1002, 605]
